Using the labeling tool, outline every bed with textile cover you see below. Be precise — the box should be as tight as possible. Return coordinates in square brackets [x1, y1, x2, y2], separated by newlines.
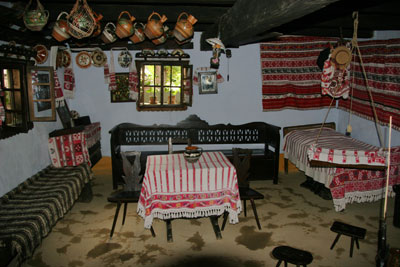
[283, 125, 400, 211]
[0, 163, 92, 266]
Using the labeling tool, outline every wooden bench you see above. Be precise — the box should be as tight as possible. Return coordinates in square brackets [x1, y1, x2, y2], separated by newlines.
[330, 221, 366, 257]
[0, 164, 92, 266]
[109, 115, 281, 189]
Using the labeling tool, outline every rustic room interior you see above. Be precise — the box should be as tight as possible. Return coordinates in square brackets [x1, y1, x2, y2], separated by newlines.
[0, 0, 400, 266]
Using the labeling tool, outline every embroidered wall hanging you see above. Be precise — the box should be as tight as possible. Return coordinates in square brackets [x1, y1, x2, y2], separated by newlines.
[260, 36, 338, 111]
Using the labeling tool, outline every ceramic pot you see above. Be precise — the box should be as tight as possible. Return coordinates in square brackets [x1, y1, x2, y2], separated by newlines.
[129, 23, 145, 44]
[151, 26, 168, 45]
[91, 12, 103, 37]
[52, 12, 70, 42]
[23, 0, 49, 31]
[115, 11, 135, 38]
[144, 12, 167, 40]
[101, 22, 117, 43]
[173, 12, 197, 42]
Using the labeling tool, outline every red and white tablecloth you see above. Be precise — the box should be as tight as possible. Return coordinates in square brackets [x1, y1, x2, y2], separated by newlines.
[284, 128, 400, 211]
[48, 122, 101, 168]
[137, 151, 242, 229]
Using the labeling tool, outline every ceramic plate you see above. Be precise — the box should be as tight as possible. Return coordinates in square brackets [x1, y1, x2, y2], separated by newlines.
[62, 50, 72, 68]
[33, 44, 48, 64]
[91, 49, 107, 67]
[118, 50, 132, 68]
[76, 51, 92, 69]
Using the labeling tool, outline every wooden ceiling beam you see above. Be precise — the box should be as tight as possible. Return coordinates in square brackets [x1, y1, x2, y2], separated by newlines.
[200, 0, 342, 50]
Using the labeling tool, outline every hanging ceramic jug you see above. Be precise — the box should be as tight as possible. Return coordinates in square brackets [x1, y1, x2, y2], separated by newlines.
[23, 0, 49, 31]
[101, 22, 117, 43]
[151, 25, 168, 45]
[91, 12, 104, 37]
[52, 12, 70, 42]
[129, 23, 146, 44]
[173, 12, 197, 42]
[67, 0, 96, 39]
[144, 12, 168, 40]
[115, 11, 136, 39]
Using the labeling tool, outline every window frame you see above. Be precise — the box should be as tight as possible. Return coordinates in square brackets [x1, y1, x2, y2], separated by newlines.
[136, 59, 192, 111]
[0, 58, 33, 140]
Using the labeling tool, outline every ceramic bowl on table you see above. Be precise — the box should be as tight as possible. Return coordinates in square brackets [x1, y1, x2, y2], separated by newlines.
[183, 146, 203, 163]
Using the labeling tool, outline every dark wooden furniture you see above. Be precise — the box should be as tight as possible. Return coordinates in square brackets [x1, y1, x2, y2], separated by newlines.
[109, 115, 281, 189]
[107, 190, 155, 238]
[272, 246, 313, 267]
[221, 148, 265, 230]
[330, 221, 366, 257]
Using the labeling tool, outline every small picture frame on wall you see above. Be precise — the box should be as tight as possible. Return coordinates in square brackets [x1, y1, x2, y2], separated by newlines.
[198, 71, 218, 94]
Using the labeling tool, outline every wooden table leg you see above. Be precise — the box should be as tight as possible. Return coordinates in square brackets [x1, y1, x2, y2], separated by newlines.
[210, 216, 222, 240]
[166, 220, 173, 242]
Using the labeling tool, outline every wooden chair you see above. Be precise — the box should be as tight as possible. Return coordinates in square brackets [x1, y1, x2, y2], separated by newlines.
[221, 148, 265, 230]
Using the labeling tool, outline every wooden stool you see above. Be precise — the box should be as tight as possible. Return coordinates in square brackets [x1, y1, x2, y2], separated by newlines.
[272, 246, 313, 267]
[107, 190, 155, 238]
[330, 221, 366, 257]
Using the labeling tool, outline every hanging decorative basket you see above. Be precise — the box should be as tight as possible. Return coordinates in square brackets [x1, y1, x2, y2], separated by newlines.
[23, 0, 49, 31]
[67, 0, 96, 39]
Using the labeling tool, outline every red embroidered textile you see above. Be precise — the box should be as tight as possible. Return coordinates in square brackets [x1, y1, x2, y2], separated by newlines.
[47, 122, 101, 167]
[338, 38, 400, 130]
[260, 36, 338, 111]
[48, 131, 91, 167]
[137, 152, 242, 229]
[63, 68, 75, 99]
[331, 146, 400, 210]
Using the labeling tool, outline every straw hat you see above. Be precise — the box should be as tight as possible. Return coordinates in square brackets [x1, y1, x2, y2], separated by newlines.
[331, 45, 352, 70]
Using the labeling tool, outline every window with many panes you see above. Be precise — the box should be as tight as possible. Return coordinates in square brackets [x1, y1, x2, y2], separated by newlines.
[0, 59, 33, 139]
[136, 60, 192, 111]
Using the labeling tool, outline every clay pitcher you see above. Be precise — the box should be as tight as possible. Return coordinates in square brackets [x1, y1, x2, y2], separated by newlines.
[173, 12, 197, 42]
[115, 11, 136, 38]
[101, 22, 117, 43]
[52, 12, 70, 42]
[129, 23, 145, 44]
[144, 12, 167, 40]
[91, 12, 103, 37]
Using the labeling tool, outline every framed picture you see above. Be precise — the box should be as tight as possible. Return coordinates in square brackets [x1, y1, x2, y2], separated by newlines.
[110, 73, 135, 102]
[198, 71, 218, 94]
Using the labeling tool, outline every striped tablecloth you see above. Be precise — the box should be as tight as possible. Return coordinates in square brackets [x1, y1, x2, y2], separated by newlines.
[137, 151, 242, 229]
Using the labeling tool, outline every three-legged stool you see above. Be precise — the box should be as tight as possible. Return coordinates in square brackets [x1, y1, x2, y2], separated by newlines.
[330, 221, 366, 257]
[272, 245, 313, 267]
[107, 190, 155, 238]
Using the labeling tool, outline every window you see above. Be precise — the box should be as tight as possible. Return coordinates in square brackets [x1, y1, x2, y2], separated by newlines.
[0, 59, 33, 139]
[27, 66, 56, 121]
[136, 60, 192, 111]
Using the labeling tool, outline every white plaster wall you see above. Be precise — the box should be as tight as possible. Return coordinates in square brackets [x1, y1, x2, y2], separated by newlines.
[69, 32, 338, 156]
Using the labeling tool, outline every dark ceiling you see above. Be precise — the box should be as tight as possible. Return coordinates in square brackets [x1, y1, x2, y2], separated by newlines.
[1, 0, 400, 50]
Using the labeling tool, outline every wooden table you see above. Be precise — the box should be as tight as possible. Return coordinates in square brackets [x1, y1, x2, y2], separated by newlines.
[137, 151, 242, 242]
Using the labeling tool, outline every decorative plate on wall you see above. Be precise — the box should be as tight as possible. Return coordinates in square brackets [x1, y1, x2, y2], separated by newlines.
[118, 50, 132, 68]
[76, 51, 92, 69]
[62, 50, 72, 68]
[33, 44, 48, 64]
[91, 49, 107, 67]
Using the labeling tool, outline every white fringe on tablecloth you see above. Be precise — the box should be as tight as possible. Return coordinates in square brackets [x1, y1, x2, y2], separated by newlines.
[333, 186, 395, 212]
[137, 203, 241, 230]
